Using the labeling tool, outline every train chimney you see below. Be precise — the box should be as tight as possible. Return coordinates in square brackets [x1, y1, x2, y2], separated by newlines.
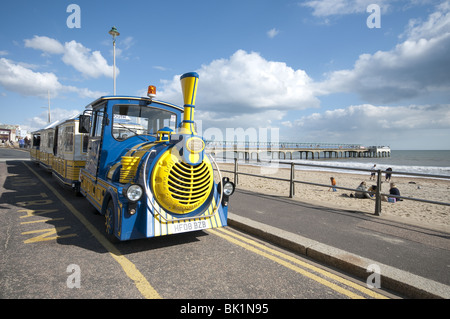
[179, 72, 199, 135]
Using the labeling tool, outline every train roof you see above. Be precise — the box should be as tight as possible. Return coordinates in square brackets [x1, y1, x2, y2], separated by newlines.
[31, 113, 81, 134]
[85, 96, 183, 111]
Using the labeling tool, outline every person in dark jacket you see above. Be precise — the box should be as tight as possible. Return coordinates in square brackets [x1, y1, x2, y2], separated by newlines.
[389, 183, 402, 201]
[385, 167, 392, 181]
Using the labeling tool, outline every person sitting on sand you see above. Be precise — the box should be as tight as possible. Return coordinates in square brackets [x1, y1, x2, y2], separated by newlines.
[354, 181, 371, 198]
[367, 185, 377, 198]
[389, 183, 403, 201]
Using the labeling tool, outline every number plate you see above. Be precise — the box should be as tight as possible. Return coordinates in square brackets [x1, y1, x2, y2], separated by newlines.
[171, 220, 208, 234]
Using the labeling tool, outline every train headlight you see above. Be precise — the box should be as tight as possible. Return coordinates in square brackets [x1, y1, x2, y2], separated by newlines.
[222, 178, 235, 196]
[125, 184, 143, 202]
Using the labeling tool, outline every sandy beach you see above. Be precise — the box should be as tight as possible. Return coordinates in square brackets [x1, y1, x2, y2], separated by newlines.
[218, 162, 450, 231]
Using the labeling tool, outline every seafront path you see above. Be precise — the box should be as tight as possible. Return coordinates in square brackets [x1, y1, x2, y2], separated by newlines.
[228, 188, 450, 298]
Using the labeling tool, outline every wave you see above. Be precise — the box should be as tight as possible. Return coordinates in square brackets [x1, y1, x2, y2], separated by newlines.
[289, 160, 450, 177]
[215, 157, 450, 178]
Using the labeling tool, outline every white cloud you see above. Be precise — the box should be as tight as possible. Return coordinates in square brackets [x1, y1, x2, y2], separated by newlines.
[294, 104, 450, 130]
[157, 50, 320, 133]
[22, 108, 81, 133]
[24, 36, 117, 78]
[24, 35, 65, 54]
[401, 1, 450, 40]
[160, 50, 319, 115]
[153, 65, 168, 71]
[267, 28, 279, 38]
[315, 2, 450, 103]
[0, 58, 106, 99]
[62, 40, 116, 78]
[286, 104, 450, 148]
[0, 58, 62, 97]
[301, 0, 390, 17]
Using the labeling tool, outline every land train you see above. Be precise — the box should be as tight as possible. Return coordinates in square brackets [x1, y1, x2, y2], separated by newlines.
[30, 72, 235, 241]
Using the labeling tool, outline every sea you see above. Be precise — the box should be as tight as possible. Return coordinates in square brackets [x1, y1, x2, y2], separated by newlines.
[218, 150, 450, 178]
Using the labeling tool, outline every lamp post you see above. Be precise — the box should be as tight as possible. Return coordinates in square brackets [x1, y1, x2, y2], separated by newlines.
[41, 90, 51, 123]
[108, 26, 120, 95]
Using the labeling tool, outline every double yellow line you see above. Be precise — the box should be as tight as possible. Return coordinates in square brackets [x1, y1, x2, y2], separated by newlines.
[23, 162, 161, 299]
[208, 227, 389, 299]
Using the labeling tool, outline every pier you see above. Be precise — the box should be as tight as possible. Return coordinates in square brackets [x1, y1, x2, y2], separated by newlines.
[205, 141, 390, 161]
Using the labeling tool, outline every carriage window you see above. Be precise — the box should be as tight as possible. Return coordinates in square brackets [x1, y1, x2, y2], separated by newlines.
[63, 126, 74, 152]
[82, 134, 89, 153]
[47, 132, 54, 149]
[112, 104, 177, 140]
[33, 135, 40, 147]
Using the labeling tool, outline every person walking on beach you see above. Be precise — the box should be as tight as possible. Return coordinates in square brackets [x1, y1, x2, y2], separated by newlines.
[385, 167, 392, 182]
[329, 177, 337, 192]
[370, 164, 377, 180]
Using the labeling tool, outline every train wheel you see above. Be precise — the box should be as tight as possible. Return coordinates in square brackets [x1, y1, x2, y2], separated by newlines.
[105, 200, 119, 243]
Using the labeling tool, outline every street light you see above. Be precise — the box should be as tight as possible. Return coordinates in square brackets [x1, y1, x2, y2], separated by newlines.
[41, 90, 51, 123]
[108, 26, 120, 95]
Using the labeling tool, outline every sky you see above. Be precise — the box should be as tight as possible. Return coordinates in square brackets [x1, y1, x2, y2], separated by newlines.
[0, 0, 449, 150]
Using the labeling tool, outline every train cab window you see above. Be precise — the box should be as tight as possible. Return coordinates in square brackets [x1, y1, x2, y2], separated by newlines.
[91, 109, 105, 137]
[112, 104, 177, 141]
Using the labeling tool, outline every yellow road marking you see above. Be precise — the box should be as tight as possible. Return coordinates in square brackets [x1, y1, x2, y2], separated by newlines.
[216, 228, 388, 299]
[23, 161, 161, 299]
[21, 218, 65, 224]
[22, 226, 77, 243]
[209, 228, 388, 299]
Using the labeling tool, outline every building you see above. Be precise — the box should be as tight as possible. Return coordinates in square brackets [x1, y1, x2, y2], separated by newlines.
[0, 124, 27, 145]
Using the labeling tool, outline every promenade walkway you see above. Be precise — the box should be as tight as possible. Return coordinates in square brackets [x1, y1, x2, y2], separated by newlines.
[227, 189, 450, 299]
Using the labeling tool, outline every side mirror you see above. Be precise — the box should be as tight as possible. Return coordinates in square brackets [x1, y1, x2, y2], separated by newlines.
[79, 115, 91, 133]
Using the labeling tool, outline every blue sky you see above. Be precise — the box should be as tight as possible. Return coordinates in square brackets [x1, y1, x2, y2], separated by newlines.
[1, 0, 449, 149]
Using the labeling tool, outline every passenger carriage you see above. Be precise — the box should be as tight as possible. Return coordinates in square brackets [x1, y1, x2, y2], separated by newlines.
[51, 115, 88, 191]
[30, 130, 42, 163]
[36, 121, 59, 171]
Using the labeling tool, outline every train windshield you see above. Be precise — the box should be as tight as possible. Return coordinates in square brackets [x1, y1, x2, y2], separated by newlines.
[112, 104, 177, 140]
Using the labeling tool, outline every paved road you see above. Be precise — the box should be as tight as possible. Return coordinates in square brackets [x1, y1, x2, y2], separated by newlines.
[227, 189, 450, 298]
[0, 147, 30, 161]
[0, 155, 398, 303]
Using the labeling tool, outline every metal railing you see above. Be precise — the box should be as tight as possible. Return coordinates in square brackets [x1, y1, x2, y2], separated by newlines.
[220, 158, 450, 216]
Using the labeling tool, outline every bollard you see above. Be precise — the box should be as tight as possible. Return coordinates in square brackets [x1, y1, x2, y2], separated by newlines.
[234, 157, 238, 186]
[289, 162, 295, 198]
[374, 169, 382, 216]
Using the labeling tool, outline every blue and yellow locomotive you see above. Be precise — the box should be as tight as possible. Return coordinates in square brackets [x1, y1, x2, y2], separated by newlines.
[33, 72, 235, 241]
